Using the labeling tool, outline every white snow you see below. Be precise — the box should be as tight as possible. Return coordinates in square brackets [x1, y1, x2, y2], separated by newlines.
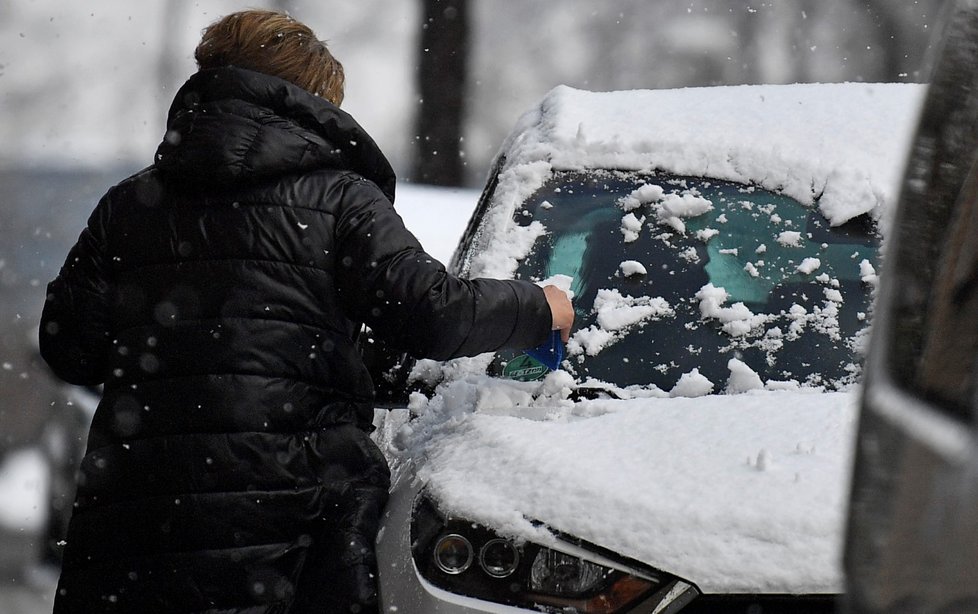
[669, 368, 716, 397]
[465, 82, 922, 282]
[593, 289, 672, 331]
[797, 257, 822, 275]
[726, 358, 766, 394]
[395, 184, 480, 264]
[385, 381, 858, 594]
[619, 260, 647, 276]
[620, 212, 646, 242]
[620, 183, 714, 237]
[824, 287, 845, 303]
[618, 183, 665, 212]
[465, 161, 552, 278]
[696, 228, 720, 242]
[494, 82, 921, 226]
[859, 259, 879, 290]
[566, 326, 617, 357]
[777, 231, 803, 247]
[695, 283, 769, 337]
[567, 289, 673, 356]
[0, 447, 48, 532]
[654, 191, 714, 234]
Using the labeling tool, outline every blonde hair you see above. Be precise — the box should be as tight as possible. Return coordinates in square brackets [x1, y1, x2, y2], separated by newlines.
[195, 10, 345, 106]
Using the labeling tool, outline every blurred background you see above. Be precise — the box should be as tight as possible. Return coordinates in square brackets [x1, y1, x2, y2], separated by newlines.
[0, 0, 947, 610]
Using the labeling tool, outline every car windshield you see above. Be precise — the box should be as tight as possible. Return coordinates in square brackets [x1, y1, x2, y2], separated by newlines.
[490, 171, 878, 392]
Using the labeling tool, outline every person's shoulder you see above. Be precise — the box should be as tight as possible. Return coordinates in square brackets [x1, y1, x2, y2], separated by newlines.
[78, 166, 163, 229]
[316, 168, 389, 196]
[102, 166, 163, 203]
[296, 168, 393, 209]
[110, 166, 159, 189]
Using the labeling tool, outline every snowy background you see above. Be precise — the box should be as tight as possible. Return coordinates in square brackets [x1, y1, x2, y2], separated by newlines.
[0, 0, 945, 179]
[0, 0, 947, 610]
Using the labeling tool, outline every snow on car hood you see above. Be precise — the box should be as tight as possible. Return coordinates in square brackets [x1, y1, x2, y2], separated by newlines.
[383, 373, 857, 595]
[468, 83, 923, 279]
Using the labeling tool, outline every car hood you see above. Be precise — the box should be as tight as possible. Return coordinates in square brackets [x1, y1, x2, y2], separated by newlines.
[383, 374, 857, 595]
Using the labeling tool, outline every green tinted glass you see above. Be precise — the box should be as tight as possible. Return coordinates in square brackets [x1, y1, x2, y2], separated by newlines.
[493, 171, 878, 392]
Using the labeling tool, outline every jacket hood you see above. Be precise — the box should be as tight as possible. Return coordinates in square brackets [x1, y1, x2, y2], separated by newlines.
[155, 66, 396, 202]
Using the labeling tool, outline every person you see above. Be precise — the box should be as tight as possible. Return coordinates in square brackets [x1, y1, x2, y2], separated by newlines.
[39, 10, 573, 614]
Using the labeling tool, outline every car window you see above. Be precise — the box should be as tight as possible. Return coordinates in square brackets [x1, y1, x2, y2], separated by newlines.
[490, 171, 879, 392]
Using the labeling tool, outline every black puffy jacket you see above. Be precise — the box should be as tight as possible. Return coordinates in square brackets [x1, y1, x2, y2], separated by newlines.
[40, 66, 551, 613]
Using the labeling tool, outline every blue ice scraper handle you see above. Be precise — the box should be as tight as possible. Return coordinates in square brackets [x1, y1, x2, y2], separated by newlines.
[526, 330, 564, 371]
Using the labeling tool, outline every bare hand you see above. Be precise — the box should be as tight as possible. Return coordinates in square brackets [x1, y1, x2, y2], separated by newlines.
[543, 285, 574, 343]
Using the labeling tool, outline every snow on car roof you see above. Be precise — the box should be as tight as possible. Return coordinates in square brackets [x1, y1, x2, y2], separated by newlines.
[466, 82, 924, 281]
[494, 82, 924, 225]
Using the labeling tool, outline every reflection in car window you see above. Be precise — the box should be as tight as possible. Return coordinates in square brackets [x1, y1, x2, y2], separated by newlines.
[493, 171, 879, 393]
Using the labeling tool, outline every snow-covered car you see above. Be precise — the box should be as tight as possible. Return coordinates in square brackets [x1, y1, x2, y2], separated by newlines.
[373, 82, 925, 613]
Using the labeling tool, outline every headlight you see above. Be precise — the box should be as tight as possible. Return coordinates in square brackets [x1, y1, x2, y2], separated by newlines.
[411, 493, 699, 613]
[481, 538, 520, 578]
[531, 548, 605, 594]
[434, 534, 474, 574]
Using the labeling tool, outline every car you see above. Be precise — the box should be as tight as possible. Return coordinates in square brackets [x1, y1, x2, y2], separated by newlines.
[371, 81, 925, 613]
[844, 2, 978, 611]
